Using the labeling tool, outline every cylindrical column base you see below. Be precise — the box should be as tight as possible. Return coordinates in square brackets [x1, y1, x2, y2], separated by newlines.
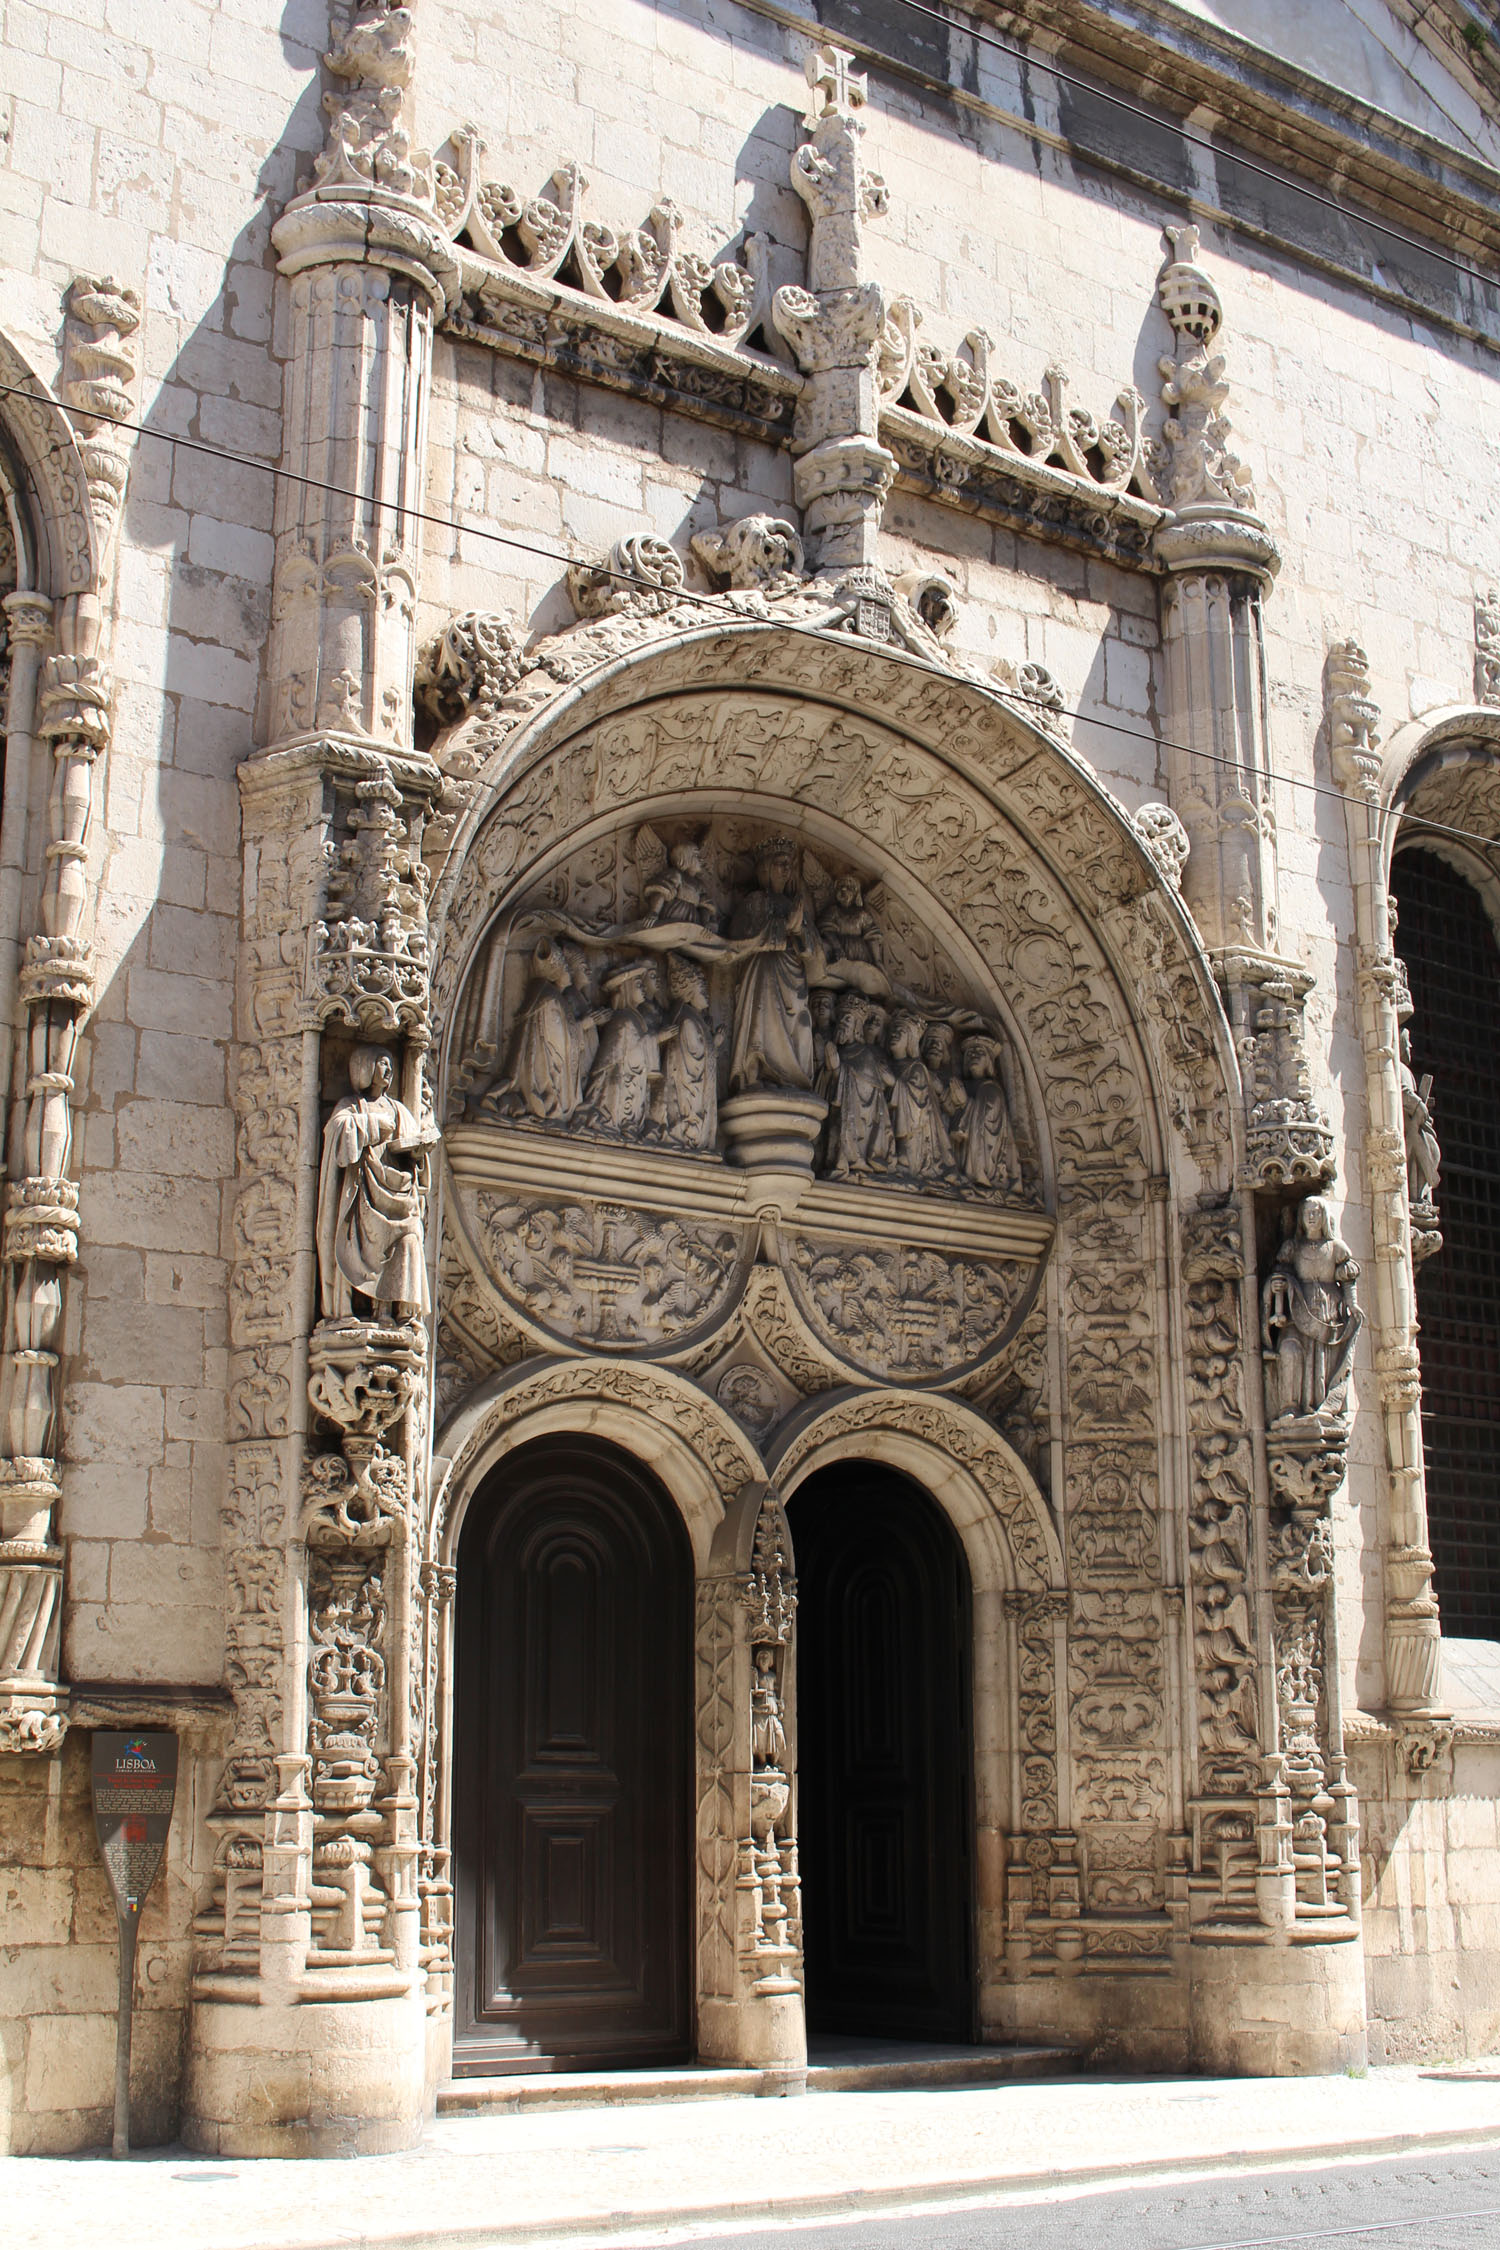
[1189, 1933, 1368, 2076]
[182, 1990, 430, 2157]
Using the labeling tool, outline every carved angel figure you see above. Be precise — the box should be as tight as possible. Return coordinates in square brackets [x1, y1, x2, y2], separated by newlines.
[316, 1046, 435, 1323]
[827, 995, 895, 1177]
[819, 873, 884, 969]
[657, 955, 723, 1150]
[728, 835, 823, 1092]
[637, 824, 718, 930]
[580, 959, 662, 1136]
[1399, 1028, 1441, 1212]
[1261, 1195, 1363, 1425]
[953, 1035, 1021, 1193]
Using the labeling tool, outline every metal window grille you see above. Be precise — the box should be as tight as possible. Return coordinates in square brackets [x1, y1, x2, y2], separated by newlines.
[1392, 847, 1500, 1637]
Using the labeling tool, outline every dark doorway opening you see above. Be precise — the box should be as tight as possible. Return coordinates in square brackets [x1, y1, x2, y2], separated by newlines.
[1393, 848, 1500, 1638]
[452, 1435, 692, 2073]
[788, 1462, 974, 2042]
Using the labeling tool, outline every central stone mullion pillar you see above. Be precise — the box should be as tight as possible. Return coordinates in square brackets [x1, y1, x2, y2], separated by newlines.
[696, 1483, 806, 2082]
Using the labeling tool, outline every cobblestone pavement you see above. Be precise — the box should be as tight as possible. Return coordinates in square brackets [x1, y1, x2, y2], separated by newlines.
[11, 2065, 1500, 2250]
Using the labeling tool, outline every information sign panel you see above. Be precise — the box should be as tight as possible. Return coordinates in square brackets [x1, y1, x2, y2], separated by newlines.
[91, 1730, 177, 2157]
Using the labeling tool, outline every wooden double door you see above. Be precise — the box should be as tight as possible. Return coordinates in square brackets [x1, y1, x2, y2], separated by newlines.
[453, 1440, 973, 2072]
[453, 1437, 692, 2072]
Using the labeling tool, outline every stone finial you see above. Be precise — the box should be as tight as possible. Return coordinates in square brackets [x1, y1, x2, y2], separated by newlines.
[1324, 638, 1382, 798]
[1155, 224, 1256, 517]
[60, 275, 140, 553]
[805, 42, 868, 125]
[315, 0, 430, 205]
[773, 45, 896, 578]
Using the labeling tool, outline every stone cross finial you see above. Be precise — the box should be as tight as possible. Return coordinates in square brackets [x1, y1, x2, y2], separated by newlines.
[806, 43, 867, 124]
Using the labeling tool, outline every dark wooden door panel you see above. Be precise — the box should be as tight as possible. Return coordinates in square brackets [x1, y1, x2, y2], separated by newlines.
[791, 1465, 973, 2042]
[453, 1437, 691, 2072]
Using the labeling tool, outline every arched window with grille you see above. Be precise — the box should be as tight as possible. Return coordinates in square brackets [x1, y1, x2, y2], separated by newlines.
[1392, 846, 1500, 1640]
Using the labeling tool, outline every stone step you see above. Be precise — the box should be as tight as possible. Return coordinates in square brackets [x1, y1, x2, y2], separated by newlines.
[437, 2040, 1080, 2116]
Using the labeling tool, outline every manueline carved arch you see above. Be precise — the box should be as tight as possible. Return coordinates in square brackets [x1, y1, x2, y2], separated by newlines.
[0, 328, 101, 598]
[431, 1353, 767, 1573]
[424, 618, 1244, 1199]
[770, 1383, 1063, 1596]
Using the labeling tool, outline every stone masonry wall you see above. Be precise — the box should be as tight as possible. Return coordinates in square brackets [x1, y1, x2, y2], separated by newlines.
[0, 0, 326, 2153]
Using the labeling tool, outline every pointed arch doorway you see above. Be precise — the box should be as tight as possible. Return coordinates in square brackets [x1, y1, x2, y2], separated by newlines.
[451, 1435, 693, 2073]
[788, 1463, 975, 2043]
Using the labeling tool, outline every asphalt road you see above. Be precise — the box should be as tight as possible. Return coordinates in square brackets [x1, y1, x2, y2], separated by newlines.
[650, 2144, 1500, 2250]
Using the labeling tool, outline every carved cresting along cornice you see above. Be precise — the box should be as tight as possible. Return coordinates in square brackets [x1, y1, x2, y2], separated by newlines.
[431, 105, 1167, 572]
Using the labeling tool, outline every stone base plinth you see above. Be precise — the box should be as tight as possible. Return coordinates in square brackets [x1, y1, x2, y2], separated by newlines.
[1189, 1933, 1368, 2076]
[720, 1090, 826, 1176]
[697, 1990, 807, 2072]
[182, 1990, 430, 2157]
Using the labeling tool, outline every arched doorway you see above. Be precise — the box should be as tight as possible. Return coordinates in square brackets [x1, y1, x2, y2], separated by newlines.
[788, 1463, 974, 2043]
[1392, 846, 1500, 1638]
[451, 1435, 693, 2072]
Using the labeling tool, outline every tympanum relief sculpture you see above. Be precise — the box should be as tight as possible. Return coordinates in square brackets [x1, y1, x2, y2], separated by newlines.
[443, 816, 1051, 1387]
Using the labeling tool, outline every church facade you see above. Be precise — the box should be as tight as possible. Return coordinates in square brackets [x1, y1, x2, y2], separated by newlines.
[5, 0, 1500, 2154]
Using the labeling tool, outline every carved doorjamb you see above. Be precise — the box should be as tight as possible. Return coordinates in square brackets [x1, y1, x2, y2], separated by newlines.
[428, 1355, 783, 2065]
[0, 305, 135, 1758]
[1351, 703, 1500, 1720]
[769, 1387, 1062, 2025]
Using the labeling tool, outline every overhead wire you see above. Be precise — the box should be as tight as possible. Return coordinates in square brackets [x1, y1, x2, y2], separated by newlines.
[0, 373, 1496, 866]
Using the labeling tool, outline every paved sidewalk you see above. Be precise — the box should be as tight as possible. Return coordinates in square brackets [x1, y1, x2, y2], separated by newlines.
[12, 2064, 1500, 2250]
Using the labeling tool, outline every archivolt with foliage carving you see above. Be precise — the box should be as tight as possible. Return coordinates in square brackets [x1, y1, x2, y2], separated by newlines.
[422, 620, 1238, 1202]
[767, 1386, 1061, 1595]
[430, 1355, 765, 1570]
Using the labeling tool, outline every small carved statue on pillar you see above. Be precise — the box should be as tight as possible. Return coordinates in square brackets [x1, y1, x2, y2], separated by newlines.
[1399, 1027, 1442, 1259]
[1261, 1196, 1363, 1430]
[316, 1046, 436, 1324]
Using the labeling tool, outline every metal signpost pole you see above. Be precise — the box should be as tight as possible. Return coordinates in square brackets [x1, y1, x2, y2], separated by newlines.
[90, 1730, 178, 2158]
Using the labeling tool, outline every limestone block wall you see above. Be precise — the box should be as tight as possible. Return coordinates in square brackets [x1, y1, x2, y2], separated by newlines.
[1353, 1733, 1500, 2064]
[0, 0, 325, 2157]
[0, 1717, 219, 2154]
[1, 0, 1500, 2149]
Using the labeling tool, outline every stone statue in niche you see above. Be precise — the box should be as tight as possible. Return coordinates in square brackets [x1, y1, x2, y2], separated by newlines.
[658, 954, 722, 1149]
[750, 1643, 788, 1770]
[1261, 1195, 1363, 1426]
[888, 1009, 957, 1183]
[317, 1046, 436, 1322]
[827, 995, 896, 1178]
[1399, 1028, 1441, 1215]
[728, 833, 825, 1093]
[580, 959, 663, 1136]
[953, 1035, 1021, 1192]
